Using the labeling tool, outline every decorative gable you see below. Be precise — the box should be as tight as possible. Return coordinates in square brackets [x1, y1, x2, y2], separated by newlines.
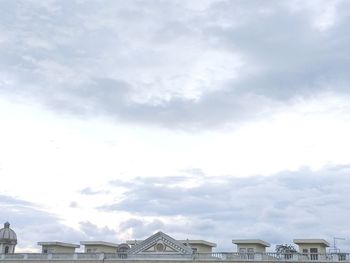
[128, 231, 193, 255]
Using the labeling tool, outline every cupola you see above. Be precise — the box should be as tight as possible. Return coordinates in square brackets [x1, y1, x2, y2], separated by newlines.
[0, 222, 17, 254]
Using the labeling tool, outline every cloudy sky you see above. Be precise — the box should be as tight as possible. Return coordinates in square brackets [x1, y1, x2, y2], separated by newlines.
[1, 0, 350, 252]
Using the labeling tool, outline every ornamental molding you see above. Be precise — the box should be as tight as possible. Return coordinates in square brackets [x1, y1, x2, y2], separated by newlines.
[128, 231, 192, 255]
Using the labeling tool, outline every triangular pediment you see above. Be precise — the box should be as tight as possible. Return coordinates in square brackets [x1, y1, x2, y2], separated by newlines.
[128, 231, 192, 255]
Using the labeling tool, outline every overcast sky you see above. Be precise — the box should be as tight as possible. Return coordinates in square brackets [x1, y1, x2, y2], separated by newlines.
[1, 0, 350, 252]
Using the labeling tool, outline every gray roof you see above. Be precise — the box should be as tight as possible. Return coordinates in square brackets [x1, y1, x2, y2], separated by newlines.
[37, 242, 80, 248]
[232, 239, 270, 247]
[80, 241, 119, 247]
[293, 239, 330, 247]
[0, 222, 17, 244]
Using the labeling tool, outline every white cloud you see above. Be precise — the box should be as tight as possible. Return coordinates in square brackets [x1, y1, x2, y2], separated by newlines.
[90, 166, 350, 250]
[287, 0, 342, 31]
[1, 0, 350, 252]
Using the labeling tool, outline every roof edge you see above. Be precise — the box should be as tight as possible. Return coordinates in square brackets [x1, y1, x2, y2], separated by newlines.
[37, 242, 80, 248]
[232, 239, 270, 247]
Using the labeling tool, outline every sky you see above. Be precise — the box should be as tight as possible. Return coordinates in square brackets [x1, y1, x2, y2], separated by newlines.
[1, 0, 350, 252]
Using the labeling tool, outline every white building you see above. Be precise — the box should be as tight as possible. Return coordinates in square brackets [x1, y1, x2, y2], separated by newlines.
[232, 239, 270, 254]
[127, 233, 216, 254]
[294, 239, 330, 260]
[37, 242, 80, 254]
[80, 241, 119, 253]
[0, 222, 349, 263]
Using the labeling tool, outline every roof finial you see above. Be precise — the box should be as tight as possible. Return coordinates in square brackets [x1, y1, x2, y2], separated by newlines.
[4, 222, 10, 228]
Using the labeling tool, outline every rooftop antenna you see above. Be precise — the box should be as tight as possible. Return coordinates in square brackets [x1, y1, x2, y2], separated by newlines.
[330, 237, 345, 253]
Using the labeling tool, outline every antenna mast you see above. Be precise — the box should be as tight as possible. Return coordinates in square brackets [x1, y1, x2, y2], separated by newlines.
[330, 237, 345, 253]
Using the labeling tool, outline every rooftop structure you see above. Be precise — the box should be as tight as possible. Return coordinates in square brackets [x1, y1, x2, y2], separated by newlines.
[80, 241, 119, 253]
[1, 223, 348, 263]
[232, 239, 270, 247]
[37, 242, 80, 254]
[179, 240, 216, 253]
[127, 233, 216, 254]
[293, 239, 331, 247]
[0, 222, 17, 254]
[293, 239, 331, 260]
[232, 239, 271, 254]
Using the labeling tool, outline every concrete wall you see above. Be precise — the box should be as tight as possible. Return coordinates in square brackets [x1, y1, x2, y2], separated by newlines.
[0, 244, 15, 254]
[236, 244, 267, 253]
[296, 244, 327, 254]
[84, 245, 117, 253]
[41, 245, 76, 253]
[190, 244, 213, 253]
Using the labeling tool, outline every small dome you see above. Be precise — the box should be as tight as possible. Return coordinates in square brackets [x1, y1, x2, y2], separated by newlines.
[0, 222, 17, 244]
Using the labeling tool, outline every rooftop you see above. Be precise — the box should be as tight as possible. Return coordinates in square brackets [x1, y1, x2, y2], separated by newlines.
[232, 239, 271, 247]
[37, 242, 80, 248]
[179, 240, 217, 247]
[293, 239, 330, 247]
[80, 241, 119, 247]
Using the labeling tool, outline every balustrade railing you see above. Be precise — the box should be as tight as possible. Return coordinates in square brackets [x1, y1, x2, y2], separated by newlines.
[1, 252, 350, 261]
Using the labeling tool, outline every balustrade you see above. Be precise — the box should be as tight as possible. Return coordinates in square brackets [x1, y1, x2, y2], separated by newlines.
[1, 252, 350, 261]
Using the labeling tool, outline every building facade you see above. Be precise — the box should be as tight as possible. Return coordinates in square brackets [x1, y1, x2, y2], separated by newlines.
[1, 222, 349, 263]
